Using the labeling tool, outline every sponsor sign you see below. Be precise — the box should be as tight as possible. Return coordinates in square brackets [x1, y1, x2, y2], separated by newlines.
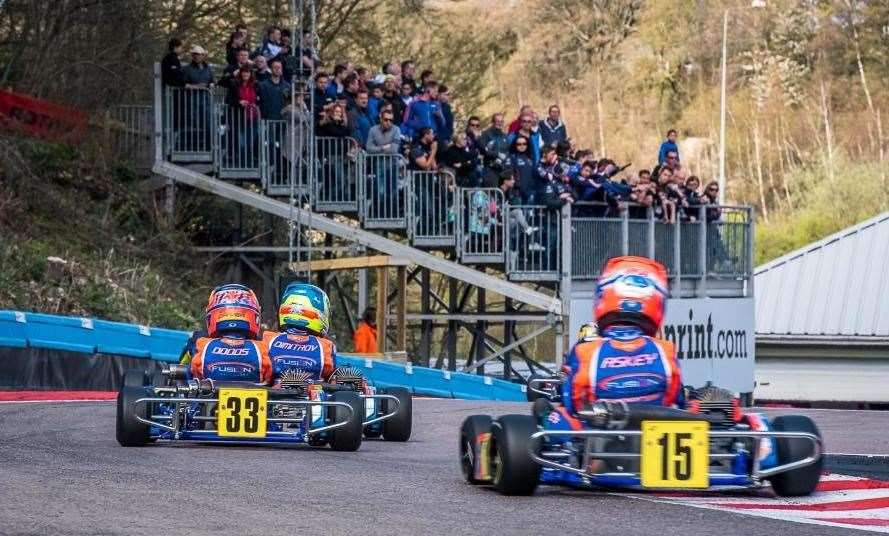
[0, 90, 87, 143]
[569, 295, 755, 393]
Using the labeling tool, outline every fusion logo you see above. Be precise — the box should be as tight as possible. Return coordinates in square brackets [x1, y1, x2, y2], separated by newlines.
[211, 346, 250, 356]
[598, 373, 664, 393]
[207, 361, 255, 375]
[273, 357, 317, 369]
[662, 308, 748, 360]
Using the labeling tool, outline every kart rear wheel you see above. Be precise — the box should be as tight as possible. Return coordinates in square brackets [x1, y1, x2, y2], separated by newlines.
[328, 391, 363, 452]
[490, 414, 540, 496]
[767, 415, 823, 497]
[116, 386, 151, 447]
[122, 369, 148, 388]
[381, 387, 412, 442]
[460, 415, 492, 485]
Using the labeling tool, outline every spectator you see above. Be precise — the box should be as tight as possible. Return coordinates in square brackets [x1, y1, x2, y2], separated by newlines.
[498, 171, 543, 249]
[348, 89, 373, 146]
[353, 308, 377, 353]
[294, 31, 321, 80]
[410, 127, 438, 171]
[182, 45, 214, 89]
[508, 135, 538, 204]
[419, 69, 435, 89]
[465, 115, 483, 151]
[355, 66, 369, 90]
[539, 104, 568, 149]
[379, 75, 403, 122]
[257, 59, 291, 121]
[256, 26, 283, 60]
[367, 83, 383, 121]
[537, 146, 569, 195]
[655, 166, 680, 223]
[317, 102, 352, 201]
[226, 67, 259, 167]
[225, 31, 248, 66]
[367, 111, 401, 155]
[682, 175, 702, 221]
[401, 60, 417, 93]
[508, 105, 533, 133]
[311, 71, 331, 121]
[326, 64, 348, 98]
[479, 113, 510, 185]
[280, 92, 311, 176]
[658, 129, 680, 165]
[317, 102, 350, 138]
[161, 38, 184, 87]
[254, 55, 271, 82]
[399, 81, 414, 118]
[437, 85, 454, 146]
[342, 74, 360, 109]
[384, 61, 402, 79]
[366, 110, 402, 217]
[440, 131, 480, 187]
[221, 49, 252, 89]
[508, 113, 542, 164]
[702, 180, 721, 223]
[401, 81, 438, 140]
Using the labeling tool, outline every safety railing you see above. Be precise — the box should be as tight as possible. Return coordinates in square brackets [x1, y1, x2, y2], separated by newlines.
[506, 205, 561, 281]
[362, 153, 410, 229]
[458, 188, 505, 264]
[215, 103, 262, 179]
[163, 87, 213, 162]
[315, 136, 361, 213]
[109, 105, 153, 171]
[570, 205, 753, 282]
[409, 170, 457, 247]
[261, 118, 311, 197]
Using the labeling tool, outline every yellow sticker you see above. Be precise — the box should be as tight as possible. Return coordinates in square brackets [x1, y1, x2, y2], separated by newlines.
[641, 420, 709, 489]
[217, 388, 268, 438]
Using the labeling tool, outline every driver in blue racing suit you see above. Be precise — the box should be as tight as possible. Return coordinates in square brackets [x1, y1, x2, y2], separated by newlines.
[262, 283, 337, 383]
[551, 256, 681, 430]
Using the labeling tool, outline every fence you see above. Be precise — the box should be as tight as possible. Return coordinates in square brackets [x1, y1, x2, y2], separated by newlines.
[109, 105, 153, 171]
[362, 153, 410, 229]
[315, 136, 361, 213]
[506, 205, 561, 281]
[215, 104, 262, 179]
[261, 118, 311, 197]
[163, 87, 213, 162]
[409, 170, 457, 247]
[458, 188, 505, 264]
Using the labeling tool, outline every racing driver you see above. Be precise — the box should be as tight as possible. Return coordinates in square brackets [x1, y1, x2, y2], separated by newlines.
[559, 256, 681, 422]
[187, 283, 272, 384]
[262, 283, 338, 383]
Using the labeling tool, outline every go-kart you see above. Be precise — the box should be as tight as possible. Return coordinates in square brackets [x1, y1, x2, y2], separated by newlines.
[116, 364, 411, 450]
[460, 381, 823, 496]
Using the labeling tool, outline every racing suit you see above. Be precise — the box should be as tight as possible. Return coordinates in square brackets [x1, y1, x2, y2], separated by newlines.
[262, 328, 337, 382]
[189, 336, 273, 384]
[562, 325, 681, 414]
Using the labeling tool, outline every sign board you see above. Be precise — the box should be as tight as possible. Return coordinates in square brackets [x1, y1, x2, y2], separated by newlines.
[569, 294, 755, 394]
[0, 90, 87, 144]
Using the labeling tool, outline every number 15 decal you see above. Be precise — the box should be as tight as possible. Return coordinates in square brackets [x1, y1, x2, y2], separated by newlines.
[641, 421, 709, 488]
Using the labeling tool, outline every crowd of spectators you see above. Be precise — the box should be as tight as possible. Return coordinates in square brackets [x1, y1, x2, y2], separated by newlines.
[160, 24, 728, 265]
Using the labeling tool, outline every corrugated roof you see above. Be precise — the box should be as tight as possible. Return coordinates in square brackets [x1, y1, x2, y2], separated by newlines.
[754, 212, 889, 338]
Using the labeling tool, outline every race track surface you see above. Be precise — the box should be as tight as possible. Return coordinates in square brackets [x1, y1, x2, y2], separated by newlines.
[1, 399, 888, 536]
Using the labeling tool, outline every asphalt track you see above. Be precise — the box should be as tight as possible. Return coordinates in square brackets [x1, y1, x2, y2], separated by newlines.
[1, 400, 889, 536]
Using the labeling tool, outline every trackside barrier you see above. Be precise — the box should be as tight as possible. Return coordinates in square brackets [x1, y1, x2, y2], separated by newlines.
[507, 205, 560, 281]
[458, 188, 505, 264]
[409, 170, 457, 247]
[216, 104, 262, 179]
[315, 136, 360, 212]
[0, 311, 525, 401]
[163, 87, 213, 163]
[362, 153, 409, 229]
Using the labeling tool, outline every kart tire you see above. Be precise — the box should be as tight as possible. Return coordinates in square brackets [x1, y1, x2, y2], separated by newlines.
[328, 391, 363, 452]
[767, 415, 823, 497]
[526, 374, 547, 402]
[490, 414, 540, 495]
[151, 371, 169, 388]
[460, 415, 492, 485]
[381, 387, 412, 442]
[122, 369, 148, 388]
[116, 386, 151, 447]
[531, 398, 554, 422]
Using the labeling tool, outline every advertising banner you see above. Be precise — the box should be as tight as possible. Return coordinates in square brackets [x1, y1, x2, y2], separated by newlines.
[569, 295, 755, 394]
[0, 89, 87, 143]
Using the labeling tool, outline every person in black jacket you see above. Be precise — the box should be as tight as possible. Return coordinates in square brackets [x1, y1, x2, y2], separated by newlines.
[439, 132, 480, 187]
[507, 135, 538, 204]
[161, 38, 184, 87]
[538, 104, 568, 149]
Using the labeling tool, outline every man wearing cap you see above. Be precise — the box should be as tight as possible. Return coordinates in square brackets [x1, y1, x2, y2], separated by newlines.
[182, 45, 214, 89]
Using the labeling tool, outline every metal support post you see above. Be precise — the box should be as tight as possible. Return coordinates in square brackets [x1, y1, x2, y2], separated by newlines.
[375, 267, 388, 353]
[420, 268, 432, 366]
[447, 276, 458, 371]
[475, 278, 486, 376]
[698, 205, 708, 297]
[504, 297, 514, 380]
[396, 266, 407, 354]
[558, 204, 572, 367]
[357, 269, 368, 317]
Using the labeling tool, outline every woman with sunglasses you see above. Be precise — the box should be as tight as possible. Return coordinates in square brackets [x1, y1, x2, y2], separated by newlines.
[508, 135, 538, 205]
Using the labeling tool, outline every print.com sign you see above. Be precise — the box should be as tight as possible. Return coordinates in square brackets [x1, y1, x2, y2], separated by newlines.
[569, 296, 755, 394]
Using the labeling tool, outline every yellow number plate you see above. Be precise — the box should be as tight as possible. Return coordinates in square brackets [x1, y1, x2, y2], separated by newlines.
[641, 420, 709, 489]
[217, 388, 268, 438]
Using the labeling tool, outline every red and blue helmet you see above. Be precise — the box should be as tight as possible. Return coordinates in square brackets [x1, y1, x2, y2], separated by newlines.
[205, 283, 261, 339]
[594, 256, 668, 337]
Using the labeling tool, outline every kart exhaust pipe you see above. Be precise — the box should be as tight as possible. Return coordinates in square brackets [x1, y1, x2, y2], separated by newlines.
[578, 400, 724, 430]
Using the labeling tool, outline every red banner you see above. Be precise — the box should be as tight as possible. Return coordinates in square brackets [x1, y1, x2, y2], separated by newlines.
[0, 89, 88, 144]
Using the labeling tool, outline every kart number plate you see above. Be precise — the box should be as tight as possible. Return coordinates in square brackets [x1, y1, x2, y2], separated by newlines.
[217, 389, 268, 438]
[641, 421, 709, 489]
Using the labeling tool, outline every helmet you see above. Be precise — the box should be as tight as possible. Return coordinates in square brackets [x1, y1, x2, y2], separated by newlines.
[576, 322, 598, 341]
[278, 283, 331, 336]
[594, 256, 668, 337]
[205, 283, 261, 339]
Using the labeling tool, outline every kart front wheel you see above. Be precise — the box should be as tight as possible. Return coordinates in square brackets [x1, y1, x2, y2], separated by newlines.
[460, 415, 492, 485]
[768, 415, 823, 497]
[116, 386, 151, 447]
[328, 391, 363, 452]
[381, 387, 412, 442]
[490, 414, 540, 496]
